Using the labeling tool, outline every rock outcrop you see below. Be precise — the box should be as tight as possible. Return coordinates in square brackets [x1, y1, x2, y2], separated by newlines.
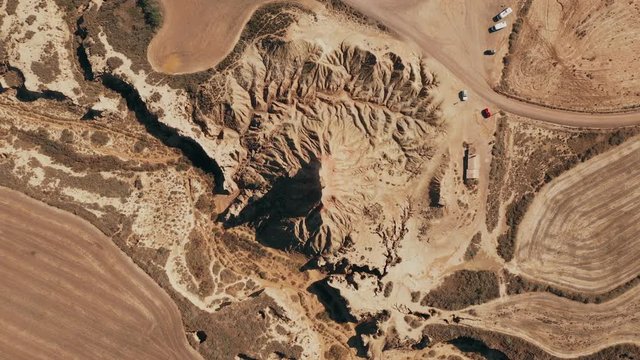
[195, 35, 444, 256]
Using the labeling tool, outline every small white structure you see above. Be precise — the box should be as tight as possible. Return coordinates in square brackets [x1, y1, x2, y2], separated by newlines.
[459, 90, 469, 101]
[464, 145, 480, 181]
[466, 154, 480, 180]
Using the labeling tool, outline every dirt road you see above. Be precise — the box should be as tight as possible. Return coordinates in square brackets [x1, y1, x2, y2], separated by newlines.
[0, 187, 201, 360]
[341, 0, 640, 128]
[465, 289, 640, 357]
[148, 0, 640, 127]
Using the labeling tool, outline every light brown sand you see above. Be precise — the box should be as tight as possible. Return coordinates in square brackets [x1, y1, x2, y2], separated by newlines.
[147, 0, 317, 74]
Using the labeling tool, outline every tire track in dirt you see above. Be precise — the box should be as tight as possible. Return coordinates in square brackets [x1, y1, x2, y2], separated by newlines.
[0, 187, 201, 360]
[465, 289, 640, 358]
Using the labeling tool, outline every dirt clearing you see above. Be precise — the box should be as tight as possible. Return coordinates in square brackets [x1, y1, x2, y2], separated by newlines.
[0, 187, 200, 360]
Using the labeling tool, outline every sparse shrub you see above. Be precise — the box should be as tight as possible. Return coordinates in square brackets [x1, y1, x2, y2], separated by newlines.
[59, 129, 74, 143]
[463, 232, 482, 261]
[133, 139, 147, 153]
[53, 0, 87, 12]
[497, 192, 534, 262]
[106, 57, 124, 70]
[420, 270, 500, 310]
[90, 131, 110, 146]
[383, 281, 394, 298]
[486, 117, 508, 231]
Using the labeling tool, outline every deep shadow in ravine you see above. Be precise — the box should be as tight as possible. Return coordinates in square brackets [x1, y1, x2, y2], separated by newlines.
[449, 337, 509, 360]
[101, 74, 226, 193]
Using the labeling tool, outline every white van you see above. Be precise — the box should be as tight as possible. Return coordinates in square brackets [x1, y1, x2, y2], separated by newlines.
[490, 21, 507, 33]
[493, 7, 513, 21]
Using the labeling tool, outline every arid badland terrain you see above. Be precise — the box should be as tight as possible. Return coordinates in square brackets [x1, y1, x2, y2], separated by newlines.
[1, 0, 640, 359]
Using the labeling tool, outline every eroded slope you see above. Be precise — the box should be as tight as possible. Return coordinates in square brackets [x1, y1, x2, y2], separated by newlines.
[200, 36, 443, 259]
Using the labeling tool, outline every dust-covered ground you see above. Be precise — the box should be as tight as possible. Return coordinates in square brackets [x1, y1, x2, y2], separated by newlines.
[2, 0, 640, 359]
[498, 0, 640, 112]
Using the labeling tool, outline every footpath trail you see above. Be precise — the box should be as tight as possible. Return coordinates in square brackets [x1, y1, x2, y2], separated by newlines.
[342, 0, 640, 129]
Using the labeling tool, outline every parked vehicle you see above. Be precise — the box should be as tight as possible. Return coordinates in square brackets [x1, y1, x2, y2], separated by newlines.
[459, 90, 469, 101]
[484, 49, 496, 55]
[481, 108, 492, 118]
[489, 21, 507, 33]
[493, 7, 513, 22]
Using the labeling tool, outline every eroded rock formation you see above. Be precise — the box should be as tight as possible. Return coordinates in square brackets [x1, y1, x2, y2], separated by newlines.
[195, 36, 443, 256]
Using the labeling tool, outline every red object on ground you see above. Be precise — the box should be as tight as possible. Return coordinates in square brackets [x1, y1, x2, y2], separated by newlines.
[481, 108, 492, 118]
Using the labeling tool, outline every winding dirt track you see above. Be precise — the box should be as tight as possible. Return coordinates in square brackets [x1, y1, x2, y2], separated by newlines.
[514, 138, 640, 294]
[468, 289, 640, 358]
[339, 0, 640, 128]
[0, 187, 201, 360]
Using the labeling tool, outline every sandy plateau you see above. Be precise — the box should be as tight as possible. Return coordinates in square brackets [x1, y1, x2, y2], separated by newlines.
[1, 0, 640, 359]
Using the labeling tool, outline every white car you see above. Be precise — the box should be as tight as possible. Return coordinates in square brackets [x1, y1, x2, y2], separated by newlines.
[459, 90, 469, 101]
[493, 7, 513, 21]
[490, 21, 507, 33]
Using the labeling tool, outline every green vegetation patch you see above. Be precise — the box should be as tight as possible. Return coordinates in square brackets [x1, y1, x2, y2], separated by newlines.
[137, 0, 163, 30]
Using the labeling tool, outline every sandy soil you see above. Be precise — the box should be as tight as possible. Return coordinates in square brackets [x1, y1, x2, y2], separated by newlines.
[147, 0, 318, 74]
[501, 0, 640, 112]
[0, 187, 200, 360]
[5, 1, 640, 358]
[513, 136, 640, 294]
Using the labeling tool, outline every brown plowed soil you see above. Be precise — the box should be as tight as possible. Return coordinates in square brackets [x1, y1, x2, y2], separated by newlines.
[500, 0, 640, 112]
[466, 289, 640, 358]
[514, 137, 640, 294]
[147, 0, 317, 74]
[0, 187, 200, 360]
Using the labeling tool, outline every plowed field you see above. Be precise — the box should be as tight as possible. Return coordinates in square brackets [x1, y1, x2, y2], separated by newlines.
[469, 289, 640, 357]
[0, 187, 200, 360]
[514, 137, 640, 294]
[501, 0, 640, 112]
